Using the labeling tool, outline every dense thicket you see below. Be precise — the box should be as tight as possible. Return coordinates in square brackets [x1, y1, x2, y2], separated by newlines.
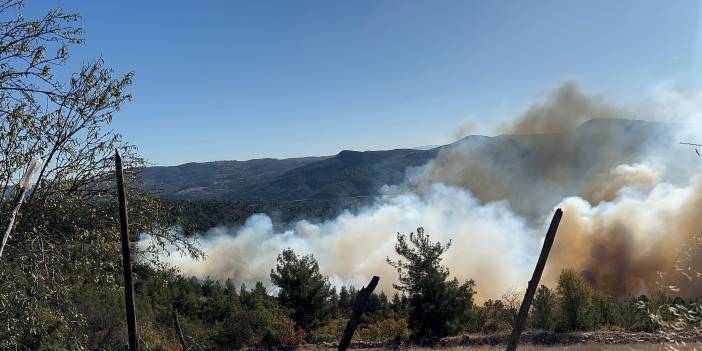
[163, 199, 339, 236]
[67, 225, 688, 349]
[69, 255, 696, 349]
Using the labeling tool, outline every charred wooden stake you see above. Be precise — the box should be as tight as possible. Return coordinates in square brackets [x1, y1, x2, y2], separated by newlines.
[338, 275, 380, 351]
[116, 150, 139, 351]
[506, 208, 563, 351]
[172, 306, 188, 351]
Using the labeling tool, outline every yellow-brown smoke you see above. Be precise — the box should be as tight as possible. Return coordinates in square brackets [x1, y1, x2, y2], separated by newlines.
[547, 173, 702, 296]
[500, 81, 625, 135]
[414, 82, 702, 296]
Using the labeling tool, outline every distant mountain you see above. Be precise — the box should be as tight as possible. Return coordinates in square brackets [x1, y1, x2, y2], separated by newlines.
[143, 156, 327, 200]
[411, 145, 440, 150]
[233, 148, 439, 203]
[143, 119, 676, 208]
[144, 147, 438, 202]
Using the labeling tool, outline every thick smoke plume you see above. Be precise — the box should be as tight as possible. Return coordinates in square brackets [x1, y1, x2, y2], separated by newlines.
[163, 185, 539, 300]
[161, 82, 702, 299]
[499, 81, 625, 135]
[549, 168, 702, 297]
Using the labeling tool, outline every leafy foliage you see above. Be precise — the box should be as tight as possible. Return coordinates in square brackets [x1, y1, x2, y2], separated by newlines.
[531, 285, 557, 331]
[556, 268, 594, 331]
[270, 248, 334, 332]
[0, 1, 198, 348]
[387, 227, 476, 341]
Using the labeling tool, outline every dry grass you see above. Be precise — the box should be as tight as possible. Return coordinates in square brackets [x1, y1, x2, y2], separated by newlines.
[406, 345, 700, 351]
[401, 345, 697, 351]
[305, 343, 702, 351]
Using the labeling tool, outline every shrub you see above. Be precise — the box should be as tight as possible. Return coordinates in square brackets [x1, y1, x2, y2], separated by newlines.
[274, 316, 306, 349]
[308, 318, 346, 343]
[531, 285, 557, 331]
[590, 290, 621, 329]
[478, 300, 513, 334]
[556, 269, 593, 331]
[356, 318, 411, 343]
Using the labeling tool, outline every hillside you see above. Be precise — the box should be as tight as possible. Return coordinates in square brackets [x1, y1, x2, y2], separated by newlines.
[142, 156, 327, 199]
[143, 118, 675, 208]
[233, 148, 440, 202]
[144, 149, 440, 203]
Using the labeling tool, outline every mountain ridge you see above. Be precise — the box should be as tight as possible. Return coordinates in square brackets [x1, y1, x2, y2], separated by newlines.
[143, 118, 673, 206]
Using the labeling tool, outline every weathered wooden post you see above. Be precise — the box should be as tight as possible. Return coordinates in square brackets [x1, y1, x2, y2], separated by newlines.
[0, 157, 42, 258]
[115, 150, 139, 351]
[172, 306, 188, 351]
[506, 208, 563, 351]
[338, 275, 380, 351]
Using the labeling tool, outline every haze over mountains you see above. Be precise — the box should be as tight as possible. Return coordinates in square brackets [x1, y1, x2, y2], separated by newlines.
[144, 118, 673, 212]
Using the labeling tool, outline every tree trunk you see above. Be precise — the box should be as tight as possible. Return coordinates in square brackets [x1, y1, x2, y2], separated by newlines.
[338, 275, 380, 351]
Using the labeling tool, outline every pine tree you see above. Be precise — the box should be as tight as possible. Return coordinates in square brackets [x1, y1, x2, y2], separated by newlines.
[387, 227, 476, 340]
[531, 285, 556, 331]
[556, 269, 594, 331]
[270, 248, 334, 331]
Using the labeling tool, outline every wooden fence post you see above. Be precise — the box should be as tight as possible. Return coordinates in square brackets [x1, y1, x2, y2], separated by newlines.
[116, 150, 139, 351]
[338, 275, 380, 351]
[172, 306, 188, 351]
[506, 208, 563, 351]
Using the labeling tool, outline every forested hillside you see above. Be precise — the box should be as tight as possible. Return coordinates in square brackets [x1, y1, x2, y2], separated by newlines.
[143, 157, 327, 199]
[145, 119, 672, 220]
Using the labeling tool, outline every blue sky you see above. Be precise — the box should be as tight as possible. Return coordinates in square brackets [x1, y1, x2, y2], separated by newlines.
[23, 1, 702, 165]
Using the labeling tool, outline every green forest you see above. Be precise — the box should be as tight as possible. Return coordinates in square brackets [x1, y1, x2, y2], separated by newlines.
[53, 227, 701, 349]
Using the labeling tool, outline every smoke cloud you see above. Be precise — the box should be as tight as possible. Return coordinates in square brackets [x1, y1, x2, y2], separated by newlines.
[548, 170, 702, 297]
[452, 120, 477, 141]
[499, 81, 626, 135]
[160, 81, 702, 300]
[162, 184, 540, 300]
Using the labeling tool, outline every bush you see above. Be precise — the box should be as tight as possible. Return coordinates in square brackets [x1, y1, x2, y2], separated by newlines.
[356, 318, 411, 343]
[531, 285, 557, 331]
[478, 300, 513, 334]
[274, 316, 306, 349]
[308, 318, 346, 343]
[556, 269, 593, 331]
[590, 290, 621, 329]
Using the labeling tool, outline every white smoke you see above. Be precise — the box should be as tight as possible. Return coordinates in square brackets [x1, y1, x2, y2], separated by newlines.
[158, 81, 702, 300]
[161, 184, 542, 300]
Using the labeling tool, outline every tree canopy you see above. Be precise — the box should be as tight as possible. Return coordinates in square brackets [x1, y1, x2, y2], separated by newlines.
[270, 248, 334, 332]
[387, 227, 476, 341]
[0, 1, 198, 348]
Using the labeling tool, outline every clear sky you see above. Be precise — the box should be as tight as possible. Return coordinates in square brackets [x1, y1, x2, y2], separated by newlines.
[22, 1, 702, 165]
